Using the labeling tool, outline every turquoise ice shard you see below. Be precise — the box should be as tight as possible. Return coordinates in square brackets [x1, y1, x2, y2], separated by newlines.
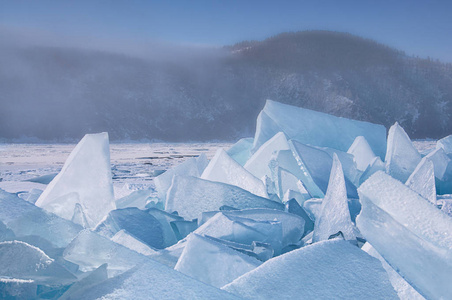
[94, 208, 165, 249]
[385, 122, 422, 183]
[222, 239, 397, 299]
[244, 132, 290, 180]
[35, 133, 115, 228]
[362, 243, 425, 300]
[63, 229, 147, 275]
[154, 154, 208, 204]
[359, 156, 385, 185]
[201, 148, 268, 198]
[165, 176, 284, 220]
[0, 240, 76, 284]
[289, 140, 358, 198]
[252, 100, 387, 159]
[356, 171, 452, 299]
[226, 137, 254, 166]
[425, 147, 451, 180]
[0, 189, 82, 248]
[436, 134, 452, 154]
[59, 264, 108, 300]
[405, 157, 436, 205]
[174, 233, 262, 288]
[115, 188, 153, 210]
[347, 136, 377, 172]
[111, 230, 158, 256]
[312, 154, 356, 243]
[194, 212, 283, 254]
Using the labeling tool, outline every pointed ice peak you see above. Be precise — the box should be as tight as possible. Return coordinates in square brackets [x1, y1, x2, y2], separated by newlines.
[385, 122, 422, 182]
[202, 148, 268, 198]
[347, 136, 377, 171]
[35, 133, 115, 228]
[405, 157, 437, 205]
[312, 153, 355, 243]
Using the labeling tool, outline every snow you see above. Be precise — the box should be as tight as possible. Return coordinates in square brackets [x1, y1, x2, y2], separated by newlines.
[222, 239, 397, 299]
[357, 171, 452, 299]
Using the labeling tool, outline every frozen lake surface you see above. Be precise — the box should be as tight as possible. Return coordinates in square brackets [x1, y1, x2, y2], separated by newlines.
[0, 140, 435, 196]
[0, 142, 232, 196]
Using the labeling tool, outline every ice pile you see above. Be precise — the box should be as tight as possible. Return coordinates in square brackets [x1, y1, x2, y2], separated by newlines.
[2, 100, 452, 299]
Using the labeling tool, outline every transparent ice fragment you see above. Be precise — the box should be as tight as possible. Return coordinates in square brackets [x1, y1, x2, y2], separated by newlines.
[405, 157, 436, 205]
[356, 171, 452, 299]
[252, 100, 387, 158]
[0, 220, 15, 241]
[170, 220, 198, 240]
[94, 208, 165, 249]
[385, 122, 422, 182]
[59, 263, 108, 300]
[146, 208, 182, 247]
[0, 189, 82, 248]
[154, 154, 208, 204]
[226, 137, 254, 166]
[0, 241, 76, 285]
[289, 140, 358, 198]
[175, 233, 262, 288]
[222, 239, 397, 299]
[111, 230, 158, 256]
[202, 149, 268, 198]
[115, 188, 153, 210]
[285, 198, 314, 235]
[359, 156, 385, 185]
[312, 154, 356, 243]
[36, 133, 115, 228]
[436, 134, 452, 155]
[63, 230, 148, 276]
[347, 136, 377, 171]
[425, 147, 451, 181]
[245, 132, 290, 180]
[166, 176, 283, 221]
[282, 189, 305, 206]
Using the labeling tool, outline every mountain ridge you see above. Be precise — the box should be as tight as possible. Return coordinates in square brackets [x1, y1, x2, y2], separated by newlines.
[1, 30, 451, 142]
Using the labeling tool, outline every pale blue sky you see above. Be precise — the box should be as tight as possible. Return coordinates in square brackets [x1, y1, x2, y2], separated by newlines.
[1, 0, 451, 61]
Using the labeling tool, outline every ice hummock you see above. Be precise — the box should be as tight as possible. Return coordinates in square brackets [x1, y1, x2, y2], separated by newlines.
[175, 233, 262, 288]
[312, 154, 356, 243]
[253, 100, 387, 159]
[222, 239, 397, 299]
[35, 133, 116, 228]
[357, 171, 452, 299]
[165, 176, 284, 221]
[385, 123, 422, 182]
[201, 148, 268, 198]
